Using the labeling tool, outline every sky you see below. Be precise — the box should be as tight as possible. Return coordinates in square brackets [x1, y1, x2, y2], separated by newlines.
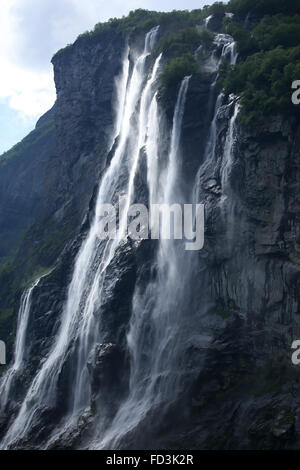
[0, 0, 216, 154]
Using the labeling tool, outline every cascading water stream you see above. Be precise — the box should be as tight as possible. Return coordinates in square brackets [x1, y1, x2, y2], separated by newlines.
[145, 92, 160, 205]
[0, 277, 41, 409]
[206, 92, 224, 161]
[194, 33, 239, 202]
[0, 21, 242, 450]
[114, 43, 130, 140]
[219, 99, 240, 245]
[70, 52, 162, 418]
[220, 100, 240, 197]
[97, 76, 191, 449]
[206, 34, 238, 74]
[1, 26, 161, 449]
[222, 40, 238, 65]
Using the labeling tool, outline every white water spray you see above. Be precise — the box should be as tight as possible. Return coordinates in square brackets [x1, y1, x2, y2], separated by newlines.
[0, 277, 41, 409]
[1, 26, 161, 449]
[221, 100, 240, 193]
[0, 21, 242, 450]
[97, 76, 191, 449]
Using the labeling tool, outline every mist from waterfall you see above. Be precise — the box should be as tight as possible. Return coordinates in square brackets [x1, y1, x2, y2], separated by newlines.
[0, 277, 41, 410]
[0, 24, 241, 450]
[0, 26, 161, 449]
[193, 33, 238, 205]
[203, 34, 239, 175]
[97, 76, 191, 450]
[221, 100, 240, 193]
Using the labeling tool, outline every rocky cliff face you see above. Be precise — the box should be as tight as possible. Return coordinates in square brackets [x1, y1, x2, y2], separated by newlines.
[48, 30, 125, 227]
[177, 103, 300, 450]
[0, 107, 55, 261]
[0, 30, 127, 357]
[0, 11, 300, 450]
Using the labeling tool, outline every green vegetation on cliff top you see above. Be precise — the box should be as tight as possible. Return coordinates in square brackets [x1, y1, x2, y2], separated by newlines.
[53, 1, 300, 128]
[53, 6, 221, 57]
[220, 6, 300, 126]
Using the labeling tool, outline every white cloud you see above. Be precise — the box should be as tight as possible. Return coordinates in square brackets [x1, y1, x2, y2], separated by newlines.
[0, 0, 215, 119]
[0, 0, 140, 117]
[0, 0, 56, 117]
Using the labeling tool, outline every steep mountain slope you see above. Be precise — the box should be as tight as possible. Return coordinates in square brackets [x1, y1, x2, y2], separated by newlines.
[0, 1, 300, 450]
[0, 107, 55, 263]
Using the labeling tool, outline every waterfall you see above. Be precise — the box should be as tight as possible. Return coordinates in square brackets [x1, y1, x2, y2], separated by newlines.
[193, 89, 224, 205]
[205, 34, 237, 80]
[1, 26, 161, 449]
[114, 43, 130, 140]
[0, 19, 242, 450]
[219, 98, 240, 248]
[195, 33, 239, 195]
[206, 92, 224, 162]
[205, 15, 213, 27]
[97, 76, 191, 449]
[194, 33, 239, 198]
[210, 34, 238, 70]
[221, 100, 240, 195]
[145, 92, 160, 204]
[0, 277, 41, 409]
[222, 40, 238, 65]
[193, 33, 239, 254]
[165, 76, 190, 201]
[211, 32, 238, 165]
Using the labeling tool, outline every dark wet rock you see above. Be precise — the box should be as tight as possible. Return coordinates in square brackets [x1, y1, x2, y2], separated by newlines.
[87, 342, 129, 414]
[0, 17, 300, 451]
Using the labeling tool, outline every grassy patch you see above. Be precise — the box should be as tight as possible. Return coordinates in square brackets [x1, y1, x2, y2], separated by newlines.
[219, 4, 300, 128]
[215, 309, 232, 319]
[0, 117, 54, 166]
